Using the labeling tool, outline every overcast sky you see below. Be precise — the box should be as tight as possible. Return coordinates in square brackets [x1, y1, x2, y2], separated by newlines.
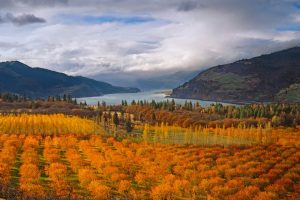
[0, 0, 300, 76]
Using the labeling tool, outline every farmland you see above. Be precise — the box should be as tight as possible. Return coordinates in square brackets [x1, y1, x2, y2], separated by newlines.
[0, 113, 298, 199]
[1, 133, 299, 199]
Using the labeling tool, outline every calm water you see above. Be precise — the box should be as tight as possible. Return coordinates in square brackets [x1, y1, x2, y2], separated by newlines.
[77, 90, 227, 106]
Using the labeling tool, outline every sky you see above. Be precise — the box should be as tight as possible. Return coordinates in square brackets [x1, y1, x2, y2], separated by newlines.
[0, 0, 300, 78]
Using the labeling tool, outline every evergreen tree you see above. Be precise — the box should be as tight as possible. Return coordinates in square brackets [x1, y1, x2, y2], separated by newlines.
[151, 113, 156, 122]
[63, 94, 67, 101]
[113, 112, 120, 128]
[125, 119, 134, 133]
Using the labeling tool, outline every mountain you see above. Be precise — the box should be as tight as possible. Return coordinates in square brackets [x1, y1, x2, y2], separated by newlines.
[0, 61, 140, 98]
[135, 70, 200, 90]
[171, 47, 300, 103]
[91, 70, 199, 90]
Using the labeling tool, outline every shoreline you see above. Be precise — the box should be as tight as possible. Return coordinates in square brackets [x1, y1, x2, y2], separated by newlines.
[167, 95, 272, 105]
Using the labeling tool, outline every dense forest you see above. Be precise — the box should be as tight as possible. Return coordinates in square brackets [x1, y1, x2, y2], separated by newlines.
[114, 100, 300, 128]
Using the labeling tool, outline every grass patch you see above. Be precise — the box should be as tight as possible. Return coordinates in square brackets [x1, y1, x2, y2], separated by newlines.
[10, 148, 22, 188]
[276, 83, 300, 102]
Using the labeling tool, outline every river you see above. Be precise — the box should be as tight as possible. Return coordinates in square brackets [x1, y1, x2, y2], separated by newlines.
[77, 90, 230, 106]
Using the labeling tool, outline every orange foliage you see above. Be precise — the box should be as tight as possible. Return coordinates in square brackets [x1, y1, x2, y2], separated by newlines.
[0, 122, 298, 199]
[48, 162, 72, 197]
[87, 180, 111, 200]
[19, 136, 44, 198]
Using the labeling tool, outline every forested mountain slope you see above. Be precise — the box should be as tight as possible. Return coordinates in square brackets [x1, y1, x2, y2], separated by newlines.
[0, 61, 140, 98]
[171, 47, 300, 103]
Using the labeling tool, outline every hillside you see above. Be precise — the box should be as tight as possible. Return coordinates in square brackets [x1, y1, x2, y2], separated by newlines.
[0, 61, 140, 98]
[135, 70, 200, 90]
[91, 70, 199, 90]
[171, 47, 300, 103]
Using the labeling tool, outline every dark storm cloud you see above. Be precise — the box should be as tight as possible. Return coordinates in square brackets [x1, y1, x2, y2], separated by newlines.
[0, 0, 68, 8]
[1, 0, 300, 76]
[0, 0, 13, 8]
[19, 0, 68, 6]
[1, 13, 46, 26]
[177, 1, 204, 12]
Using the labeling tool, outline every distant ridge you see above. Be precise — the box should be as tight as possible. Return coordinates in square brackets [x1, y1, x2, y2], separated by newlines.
[0, 61, 140, 98]
[171, 47, 300, 103]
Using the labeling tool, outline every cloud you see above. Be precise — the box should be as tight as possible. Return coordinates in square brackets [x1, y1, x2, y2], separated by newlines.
[3, 13, 46, 26]
[177, 1, 204, 12]
[19, 0, 68, 6]
[0, 0, 300, 83]
[0, 0, 68, 8]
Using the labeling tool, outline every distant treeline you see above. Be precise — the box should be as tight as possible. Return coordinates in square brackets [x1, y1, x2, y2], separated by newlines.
[0, 92, 95, 117]
[0, 92, 78, 104]
[0, 93, 29, 102]
[103, 100, 300, 128]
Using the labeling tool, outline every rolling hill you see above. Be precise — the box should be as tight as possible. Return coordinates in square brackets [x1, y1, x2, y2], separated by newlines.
[171, 47, 300, 103]
[0, 61, 140, 98]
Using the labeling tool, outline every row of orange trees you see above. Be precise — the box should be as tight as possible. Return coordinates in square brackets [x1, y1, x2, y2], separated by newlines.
[0, 133, 299, 199]
[0, 114, 103, 135]
[45, 135, 300, 199]
[19, 136, 44, 198]
[44, 136, 73, 198]
[0, 135, 20, 192]
[141, 123, 287, 145]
